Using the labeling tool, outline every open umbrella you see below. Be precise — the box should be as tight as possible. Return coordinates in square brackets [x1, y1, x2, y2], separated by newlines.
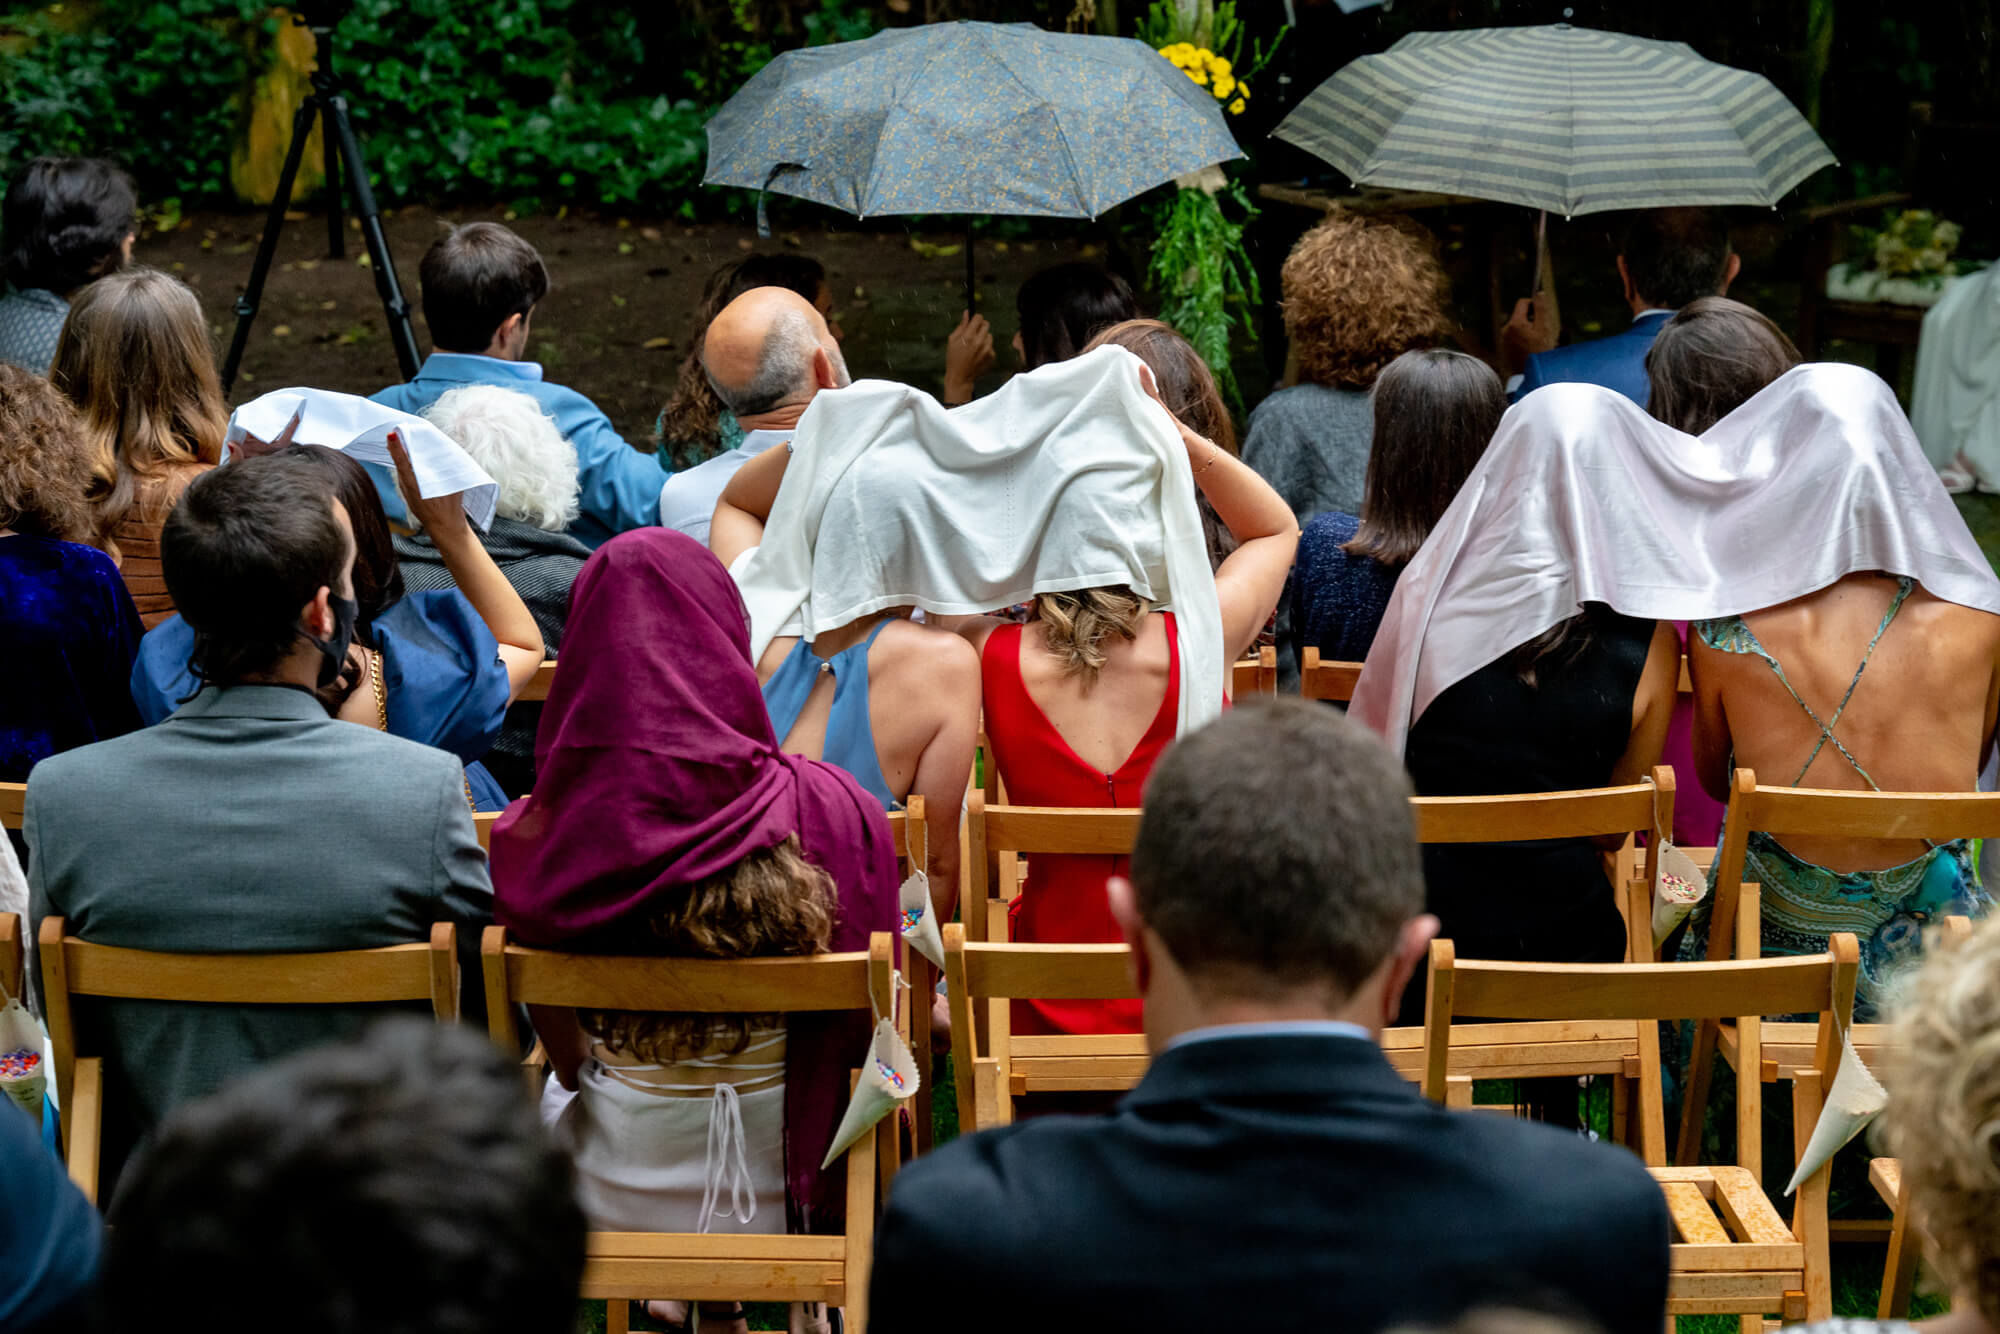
[1273, 23, 1834, 218]
[704, 20, 1244, 309]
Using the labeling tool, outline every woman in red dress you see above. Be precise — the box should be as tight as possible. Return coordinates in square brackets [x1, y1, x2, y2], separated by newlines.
[958, 337, 1297, 1034]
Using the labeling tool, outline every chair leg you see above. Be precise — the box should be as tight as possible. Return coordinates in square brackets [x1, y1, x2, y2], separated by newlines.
[1879, 1169, 1920, 1318]
[606, 1300, 631, 1334]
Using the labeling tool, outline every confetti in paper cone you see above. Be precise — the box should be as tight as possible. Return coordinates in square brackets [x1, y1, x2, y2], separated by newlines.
[822, 1016, 920, 1168]
[1787, 1029, 1887, 1195]
[1651, 841, 1710, 950]
[899, 870, 946, 970]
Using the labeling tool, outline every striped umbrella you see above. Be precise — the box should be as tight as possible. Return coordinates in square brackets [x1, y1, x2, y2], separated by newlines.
[1273, 24, 1834, 217]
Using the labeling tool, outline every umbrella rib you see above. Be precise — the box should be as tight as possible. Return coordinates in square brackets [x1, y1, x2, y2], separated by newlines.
[984, 30, 1096, 218]
[858, 29, 956, 217]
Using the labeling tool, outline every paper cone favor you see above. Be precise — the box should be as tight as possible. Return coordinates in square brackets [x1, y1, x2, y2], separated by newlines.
[1785, 1028, 1887, 1195]
[1652, 840, 1710, 950]
[821, 1015, 920, 1168]
[900, 870, 945, 970]
[0, 991, 47, 1120]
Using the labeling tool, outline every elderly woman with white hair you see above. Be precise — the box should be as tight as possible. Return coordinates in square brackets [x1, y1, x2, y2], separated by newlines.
[399, 384, 591, 796]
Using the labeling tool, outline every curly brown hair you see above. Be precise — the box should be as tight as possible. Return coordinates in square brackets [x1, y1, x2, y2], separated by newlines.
[1280, 210, 1453, 390]
[580, 836, 836, 1064]
[0, 360, 102, 544]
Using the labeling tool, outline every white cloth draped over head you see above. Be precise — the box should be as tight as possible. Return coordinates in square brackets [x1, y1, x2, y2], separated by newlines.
[1351, 362, 2000, 756]
[227, 387, 500, 530]
[1913, 264, 2000, 487]
[731, 344, 1225, 732]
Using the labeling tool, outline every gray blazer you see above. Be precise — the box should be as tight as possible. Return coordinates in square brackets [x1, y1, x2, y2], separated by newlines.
[27, 684, 493, 1167]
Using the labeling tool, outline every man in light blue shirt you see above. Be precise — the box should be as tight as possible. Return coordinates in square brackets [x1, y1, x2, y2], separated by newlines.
[370, 222, 662, 546]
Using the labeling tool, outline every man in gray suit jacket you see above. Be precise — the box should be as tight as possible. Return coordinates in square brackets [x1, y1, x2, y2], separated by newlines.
[28, 452, 492, 1176]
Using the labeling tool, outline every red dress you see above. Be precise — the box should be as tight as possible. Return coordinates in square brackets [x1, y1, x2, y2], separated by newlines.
[979, 614, 1180, 1036]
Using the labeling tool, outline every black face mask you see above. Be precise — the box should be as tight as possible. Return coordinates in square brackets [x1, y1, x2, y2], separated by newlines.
[302, 594, 360, 689]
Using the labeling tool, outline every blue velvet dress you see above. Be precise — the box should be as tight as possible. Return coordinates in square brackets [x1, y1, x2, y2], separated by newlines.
[1, 534, 143, 782]
[130, 591, 512, 809]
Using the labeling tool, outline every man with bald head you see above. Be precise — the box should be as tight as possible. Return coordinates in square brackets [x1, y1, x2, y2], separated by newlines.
[658, 285, 850, 544]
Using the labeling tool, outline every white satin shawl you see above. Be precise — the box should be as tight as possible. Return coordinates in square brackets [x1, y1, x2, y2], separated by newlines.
[1351, 361, 2000, 756]
[732, 344, 1225, 732]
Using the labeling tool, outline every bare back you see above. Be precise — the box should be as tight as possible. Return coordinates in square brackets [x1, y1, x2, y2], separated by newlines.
[1009, 612, 1174, 777]
[1691, 572, 2000, 869]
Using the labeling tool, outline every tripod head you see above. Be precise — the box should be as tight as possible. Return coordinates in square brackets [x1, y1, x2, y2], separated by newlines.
[290, 0, 350, 35]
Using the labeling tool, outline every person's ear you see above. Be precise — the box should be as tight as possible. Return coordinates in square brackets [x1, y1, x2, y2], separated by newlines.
[1720, 252, 1741, 295]
[301, 584, 336, 640]
[1378, 914, 1441, 1029]
[1107, 876, 1153, 997]
[812, 346, 839, 391]
[1615, 254, 1637, 306]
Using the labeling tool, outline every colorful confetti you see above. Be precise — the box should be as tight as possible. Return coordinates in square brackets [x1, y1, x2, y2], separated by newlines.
[0, 1048, 41, 1079]
[899, 907, 925, 933]
[875, 1059, 907, 1091]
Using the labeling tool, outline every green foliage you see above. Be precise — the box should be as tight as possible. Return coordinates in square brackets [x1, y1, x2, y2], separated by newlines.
[1145, 178, 1260, 411]
[0, 0, 882, 212]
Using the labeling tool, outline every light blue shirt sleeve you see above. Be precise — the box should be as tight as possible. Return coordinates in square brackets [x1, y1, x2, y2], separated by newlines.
[560, 399, 664, 546]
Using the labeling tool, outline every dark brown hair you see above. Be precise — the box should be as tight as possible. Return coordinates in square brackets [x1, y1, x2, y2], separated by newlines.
[1345, 349, 1503, 569]
[1645, 296, 1801, 435]
[2, 155, 135, 294]
[0, 361, 100, 543]
[656, 253, 827, 469]
[1619, 206, 1733, 310]
[1131, 698, 1421, 1003]
[1280, 211, 1453, 390]
[1016, 261, 1138, 370]
[419, 222, 550, 353]
[279, 444, 404, 632]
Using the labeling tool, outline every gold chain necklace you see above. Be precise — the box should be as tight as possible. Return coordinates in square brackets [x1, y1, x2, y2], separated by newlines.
[365, 648, 477, 813]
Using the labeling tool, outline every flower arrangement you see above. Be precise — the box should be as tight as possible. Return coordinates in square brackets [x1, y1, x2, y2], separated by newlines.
[1853, 209, 1967, 283]
[1158, 42, 1248, 115]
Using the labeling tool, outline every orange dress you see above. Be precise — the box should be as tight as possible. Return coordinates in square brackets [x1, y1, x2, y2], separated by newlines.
[978, 614, 1179, 1036]
[115, 465, 211, 630]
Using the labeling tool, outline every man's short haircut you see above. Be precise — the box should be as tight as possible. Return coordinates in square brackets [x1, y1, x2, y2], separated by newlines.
[2, 156, 137, 294]
[703, 299, 822, 418]
[1130, 699, 1423, 1002]
[102, 1019, 587, 1334]
[162, 452, 350, 685]
[1618, 206, 1732, 310]
[419, 222, 551, 353]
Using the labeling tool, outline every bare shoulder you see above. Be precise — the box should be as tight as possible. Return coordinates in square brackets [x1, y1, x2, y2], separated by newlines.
[877, 621, 982, 695]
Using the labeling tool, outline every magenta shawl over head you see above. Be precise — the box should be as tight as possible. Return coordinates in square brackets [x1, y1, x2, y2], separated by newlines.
[490, 528, 899, 1229]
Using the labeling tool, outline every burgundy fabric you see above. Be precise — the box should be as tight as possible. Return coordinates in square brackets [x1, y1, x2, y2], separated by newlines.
[490, 528, 898, 1229]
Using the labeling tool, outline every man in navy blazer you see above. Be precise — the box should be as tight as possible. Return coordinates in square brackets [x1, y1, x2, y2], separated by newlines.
[1507, 207, 1739, 407]
[870, 701, 1670, 1334]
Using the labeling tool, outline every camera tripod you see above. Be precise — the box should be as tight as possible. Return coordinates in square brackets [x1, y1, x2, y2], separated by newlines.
[220, 7, 421, 393]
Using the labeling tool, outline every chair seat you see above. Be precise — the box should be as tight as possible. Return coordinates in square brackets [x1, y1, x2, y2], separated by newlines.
[1653, 1166, 1808, 1318]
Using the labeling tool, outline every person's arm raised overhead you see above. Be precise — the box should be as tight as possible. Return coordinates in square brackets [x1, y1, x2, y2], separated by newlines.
[942, 311, 995, 406]
[709, 440, 792, 569]
[389, 431, 545, 700]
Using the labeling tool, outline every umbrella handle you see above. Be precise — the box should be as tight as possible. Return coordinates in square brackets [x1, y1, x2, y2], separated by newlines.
[964, 220, 976, 315]
[1527, 209, 1549, 311]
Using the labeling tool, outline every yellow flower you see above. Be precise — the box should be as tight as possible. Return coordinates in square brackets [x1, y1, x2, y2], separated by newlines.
[1208, 55, 1231, 76]
[1186, 66, 1207, 85]
[1213, 75, 1236, 99]
[1236, 83, 1249, 101]
[1228, 97, 1246, 114]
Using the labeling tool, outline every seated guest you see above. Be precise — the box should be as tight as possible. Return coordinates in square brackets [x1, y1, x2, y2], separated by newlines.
[0, 1081, 99, 1334]
[661, 285, 850, 546]
[27, 453, 493, 1178]
[0, 363, 141, 786]
[1011, 259, 1139, 373]
[1914, 260, 2000, 495]
[0, 156, 135, 375]
[1084, 318, 1243, 571]
[1787, 917, 2000, 1333]
[1644, 297, 1802, 847]
[870, 700, 1671, 1334]
[50, 267, 226, 628]
[102, 1020, 586, 1334]
[491, 530, 897, 1334]
[134, 439, 541, 809]
[1505, 207, 1738, 407]
[372, 221, 662, 544]
[1353, 366, 2000, 1024]
[1285, 349, 1503, 677]
[400, 384, 589, 797]
[657, 253, 835, 472]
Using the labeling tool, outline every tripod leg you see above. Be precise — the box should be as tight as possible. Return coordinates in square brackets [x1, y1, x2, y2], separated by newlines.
[222, 96, 320, 395]
[323, 96, 344, 260]
[324, 94, 421, 380]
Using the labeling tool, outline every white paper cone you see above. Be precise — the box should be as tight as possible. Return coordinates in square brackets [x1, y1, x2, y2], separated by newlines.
[821, 1016, 920, 1168]
[900, 870, 945, 971]
[0, 997, 47, 1119]
[1652, 840, 1710, 950]
[1785, 1029, 1887, 1195]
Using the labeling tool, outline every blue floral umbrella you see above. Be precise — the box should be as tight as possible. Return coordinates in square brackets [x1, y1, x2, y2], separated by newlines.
[704, 21, 1244, 308]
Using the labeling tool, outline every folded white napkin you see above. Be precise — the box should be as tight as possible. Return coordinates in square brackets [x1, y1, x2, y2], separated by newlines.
[228, 387, 499, 530]
[732, 344, 1225, 732]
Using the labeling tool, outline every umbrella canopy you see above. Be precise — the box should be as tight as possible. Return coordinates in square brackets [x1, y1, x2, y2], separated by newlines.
[1273, 24, 1834, 216]
[704, 21, 1243, 220]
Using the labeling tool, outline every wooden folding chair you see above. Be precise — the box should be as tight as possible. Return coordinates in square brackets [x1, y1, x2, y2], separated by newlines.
[1299, 647, 1363, 704]
[516, 659, 559, 702]
[37, 917, 458, 1203]
[0, 781, 24, 830]
[481, 927, 896, 1334]
[0, 912, 21, 1006]
[1424, 932, 1861, 1326]
[1230, 646, 1277, 699]
[1382, 769, 1677, 1162]
[1679, 772, 2000, 1177]
[884, 798, 939, 1158]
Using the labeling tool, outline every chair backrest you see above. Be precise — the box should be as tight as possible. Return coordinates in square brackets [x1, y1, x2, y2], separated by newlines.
[1706, 769, 2000, 963]
[1231, 646, 1277, 698]
[36, 917, 459, 1119]
[0, 781, 23, 830]
[0, 913, 20, 1003]
[1421, 932, 1860, 1102]
[516, 659, 559, 702]
[965, 796, 1144, 942]
[1299, 647, 1364, 704]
